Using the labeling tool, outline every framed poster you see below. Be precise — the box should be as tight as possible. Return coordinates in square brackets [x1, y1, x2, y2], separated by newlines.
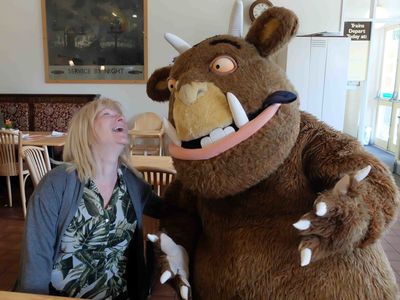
[41, 0, 147, 83]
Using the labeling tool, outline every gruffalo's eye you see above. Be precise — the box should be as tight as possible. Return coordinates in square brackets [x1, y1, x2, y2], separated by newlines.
[210, 56, 237, 74]
[167, 78, 177, 91]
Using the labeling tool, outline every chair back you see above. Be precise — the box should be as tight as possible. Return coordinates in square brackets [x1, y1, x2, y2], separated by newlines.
[21, 146, 51, 187]
[133, 112, 163, 131]
[0, 130, 21, 176]
[136, 166, 176, 196]
[130, 112, 164, 156]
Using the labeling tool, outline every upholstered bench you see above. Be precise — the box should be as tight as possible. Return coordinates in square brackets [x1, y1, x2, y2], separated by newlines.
[0, 94, 99, 131]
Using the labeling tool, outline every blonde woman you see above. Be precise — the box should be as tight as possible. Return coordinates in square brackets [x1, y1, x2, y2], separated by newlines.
[16, 98, 169, 299]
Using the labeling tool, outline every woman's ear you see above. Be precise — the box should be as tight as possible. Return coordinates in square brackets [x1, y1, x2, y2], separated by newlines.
[245, 7, 298, 58]
[146, 66, 172, 102]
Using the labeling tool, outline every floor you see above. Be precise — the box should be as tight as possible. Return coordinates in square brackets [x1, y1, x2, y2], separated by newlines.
[0, 146, 399, 291]
[365, 145, 400, 284]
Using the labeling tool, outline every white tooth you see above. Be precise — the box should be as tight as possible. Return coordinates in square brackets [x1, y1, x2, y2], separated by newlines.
[300, 248, 312, 267]
[293, 219, 311, 230]
[227, 92, 249, 128]
[200, 136, 213, 148]
[209, 128, 225, 142]
[162, 118, 181, 146]
[223, 126, 235, 136]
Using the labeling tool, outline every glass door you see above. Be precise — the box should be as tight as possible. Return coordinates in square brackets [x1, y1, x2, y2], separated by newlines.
[388, 102, 400, 152]
[374, 24, 400, 152]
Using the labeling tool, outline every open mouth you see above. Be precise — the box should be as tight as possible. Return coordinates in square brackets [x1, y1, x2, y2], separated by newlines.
[112, 127, 125, 133]
[164, 90, 297, 160]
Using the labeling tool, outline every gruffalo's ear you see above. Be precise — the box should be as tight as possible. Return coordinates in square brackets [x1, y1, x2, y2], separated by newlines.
[245, 7, 298, 57]
[146, 66, 172, 102]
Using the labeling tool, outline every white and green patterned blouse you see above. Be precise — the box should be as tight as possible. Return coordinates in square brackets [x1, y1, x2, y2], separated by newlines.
[51, 168, 137, 299]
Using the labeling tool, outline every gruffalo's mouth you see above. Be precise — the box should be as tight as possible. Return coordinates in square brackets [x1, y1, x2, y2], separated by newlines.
[164, 91, 297, 160]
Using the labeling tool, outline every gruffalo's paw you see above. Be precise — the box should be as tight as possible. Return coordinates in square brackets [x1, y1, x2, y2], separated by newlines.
[292, 166, 372, 266]
[147, 233, 191, 299]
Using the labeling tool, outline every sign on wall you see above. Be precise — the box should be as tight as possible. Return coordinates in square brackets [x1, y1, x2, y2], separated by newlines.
[41, 0, 147, 83]
[344, 21, 372, 41]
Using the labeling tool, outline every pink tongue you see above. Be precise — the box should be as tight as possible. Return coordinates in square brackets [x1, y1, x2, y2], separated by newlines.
[169, 104, 281, 160]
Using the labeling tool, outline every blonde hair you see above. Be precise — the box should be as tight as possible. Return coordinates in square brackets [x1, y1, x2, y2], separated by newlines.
[63, 98, 130, 182]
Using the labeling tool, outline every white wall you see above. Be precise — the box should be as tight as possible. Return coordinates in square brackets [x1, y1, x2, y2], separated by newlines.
[0, 0, 342, 124]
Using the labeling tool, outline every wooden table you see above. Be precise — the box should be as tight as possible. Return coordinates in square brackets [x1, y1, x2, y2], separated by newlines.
[129, 155, 175, 172]
[0, 291, 76, 300]
[22, 132, 66, 147]
[21, 132, 66, 162]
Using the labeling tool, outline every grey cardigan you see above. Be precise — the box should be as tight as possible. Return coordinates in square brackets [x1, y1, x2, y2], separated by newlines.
[15, 164, 166, 299]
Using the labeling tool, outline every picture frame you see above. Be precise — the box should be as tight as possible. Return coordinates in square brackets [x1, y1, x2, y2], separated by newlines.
[41, 0, 147, 83]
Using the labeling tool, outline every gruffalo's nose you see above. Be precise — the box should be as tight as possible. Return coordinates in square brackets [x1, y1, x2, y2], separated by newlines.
[178, 82, 208, 105]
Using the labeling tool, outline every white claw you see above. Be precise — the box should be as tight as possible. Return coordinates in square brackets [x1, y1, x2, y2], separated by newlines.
[293, 219, 311, 230]
[147, 234, 159, 242]
[180, 285, 189, 300]
[354, 165, 371, 182]
[300, 248, 312, 267]
[316, 202, 327, 216]
[160, 270, 172, 284]
[163, 118, 181, 147]
[227, 92, 249, 128]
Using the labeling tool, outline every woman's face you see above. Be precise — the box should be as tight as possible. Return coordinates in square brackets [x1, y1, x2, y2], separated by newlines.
[92, 107, 129, 151]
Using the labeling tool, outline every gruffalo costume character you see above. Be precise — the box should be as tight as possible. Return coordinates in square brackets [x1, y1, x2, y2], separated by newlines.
[146, 1, 400, 299]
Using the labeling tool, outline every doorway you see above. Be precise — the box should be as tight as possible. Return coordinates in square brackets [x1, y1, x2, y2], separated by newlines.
[374, 24, 400, 153]
[342, 0, 400, 154]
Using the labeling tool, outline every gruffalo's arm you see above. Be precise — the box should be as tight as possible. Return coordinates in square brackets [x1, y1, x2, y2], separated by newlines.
[160, 180, 202, 253]
[294, 115, 399, 266]
[147, 180, 201, 299]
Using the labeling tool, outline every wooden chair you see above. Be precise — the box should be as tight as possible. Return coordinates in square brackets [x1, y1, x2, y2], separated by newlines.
[129, 112, 164, 156]
[137, 166, 176, 197]
[21, 146, 51, 187]
[0, 130, 29, 215]
[136, 166, 177, 236]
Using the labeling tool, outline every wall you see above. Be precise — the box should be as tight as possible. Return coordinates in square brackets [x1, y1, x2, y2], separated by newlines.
[0, 0, 342, 124]
[343, 84, 363, 138]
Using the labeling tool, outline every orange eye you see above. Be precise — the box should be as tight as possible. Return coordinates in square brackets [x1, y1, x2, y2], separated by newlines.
[210, 56, 237, 74]
[167, 78, 177, 92]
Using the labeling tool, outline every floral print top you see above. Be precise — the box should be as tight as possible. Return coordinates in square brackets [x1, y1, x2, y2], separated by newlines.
[51, 168, 136, 299]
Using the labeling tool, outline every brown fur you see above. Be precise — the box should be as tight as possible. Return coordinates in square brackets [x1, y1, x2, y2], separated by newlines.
[147, 5, 400, 300]
[146, 66, 171, 102]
